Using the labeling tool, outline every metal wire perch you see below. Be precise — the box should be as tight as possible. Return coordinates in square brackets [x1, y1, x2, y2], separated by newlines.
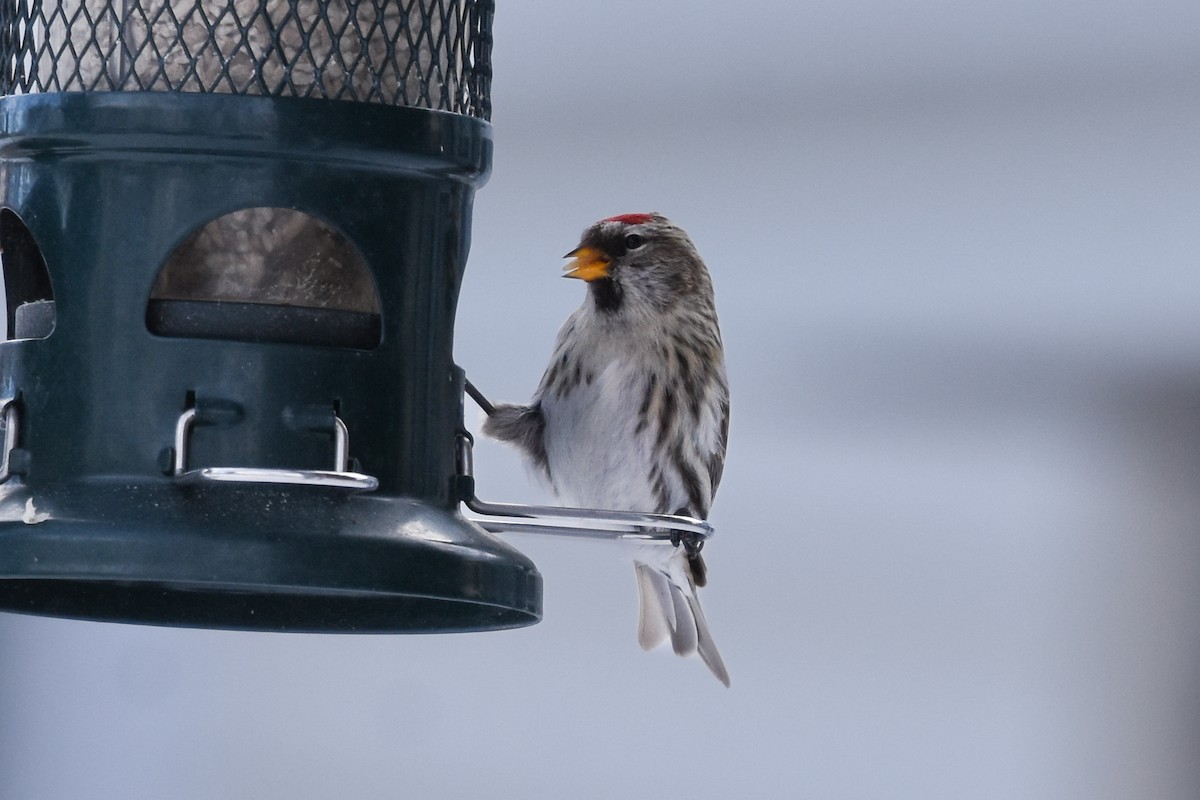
[457, 380, 714, 548]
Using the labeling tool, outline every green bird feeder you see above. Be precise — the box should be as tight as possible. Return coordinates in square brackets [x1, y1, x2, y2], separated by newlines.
[0, 0, 544, 632]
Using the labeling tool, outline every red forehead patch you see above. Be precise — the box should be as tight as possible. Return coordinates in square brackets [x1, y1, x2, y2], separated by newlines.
[602, 212, 654, 226]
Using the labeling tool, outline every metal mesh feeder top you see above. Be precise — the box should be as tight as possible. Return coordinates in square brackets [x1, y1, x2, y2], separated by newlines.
[0, 0, 493, 117]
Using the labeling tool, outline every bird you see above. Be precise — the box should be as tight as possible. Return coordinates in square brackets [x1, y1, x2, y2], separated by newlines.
[482, 212, 731, 686]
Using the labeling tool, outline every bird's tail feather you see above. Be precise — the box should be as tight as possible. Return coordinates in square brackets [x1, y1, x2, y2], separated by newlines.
[634, 559, 731, 687]
[635, 562, 673, 651]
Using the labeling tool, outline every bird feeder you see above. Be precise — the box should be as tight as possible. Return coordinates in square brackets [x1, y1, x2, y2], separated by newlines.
[0, 0, 545, 632]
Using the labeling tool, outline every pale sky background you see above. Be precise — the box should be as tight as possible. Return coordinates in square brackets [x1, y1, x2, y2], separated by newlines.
[3, 2, 1200, 798]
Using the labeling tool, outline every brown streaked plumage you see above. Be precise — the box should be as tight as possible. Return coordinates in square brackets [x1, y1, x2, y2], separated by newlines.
[483, 213, 730, 686]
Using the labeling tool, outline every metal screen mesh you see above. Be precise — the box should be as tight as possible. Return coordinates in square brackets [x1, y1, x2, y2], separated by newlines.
[0, 0, 493, 117]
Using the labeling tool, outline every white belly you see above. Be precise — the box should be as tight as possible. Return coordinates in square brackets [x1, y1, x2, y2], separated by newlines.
[539, 359, 660, 512]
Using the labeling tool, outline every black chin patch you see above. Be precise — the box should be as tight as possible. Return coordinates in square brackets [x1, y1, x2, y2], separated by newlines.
[589, 277, 623, 313]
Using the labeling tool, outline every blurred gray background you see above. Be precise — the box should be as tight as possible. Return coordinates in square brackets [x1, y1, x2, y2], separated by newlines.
[3, 1, 1200, 797]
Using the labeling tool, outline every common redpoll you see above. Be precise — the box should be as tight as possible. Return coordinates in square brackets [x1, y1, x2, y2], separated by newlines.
[483, 212, 730, 686]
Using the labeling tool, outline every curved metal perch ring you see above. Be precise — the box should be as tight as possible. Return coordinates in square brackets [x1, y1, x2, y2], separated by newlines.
[455, 427, 714, 548]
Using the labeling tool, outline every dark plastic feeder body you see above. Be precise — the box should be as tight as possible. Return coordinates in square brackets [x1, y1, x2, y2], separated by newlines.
[0, 0, 541, 631]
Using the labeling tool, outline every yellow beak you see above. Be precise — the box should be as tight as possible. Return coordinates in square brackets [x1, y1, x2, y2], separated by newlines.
[563, 246, 611, 282]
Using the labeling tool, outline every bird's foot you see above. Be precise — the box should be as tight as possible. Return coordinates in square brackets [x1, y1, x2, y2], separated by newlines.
[670, 529, 705, 558]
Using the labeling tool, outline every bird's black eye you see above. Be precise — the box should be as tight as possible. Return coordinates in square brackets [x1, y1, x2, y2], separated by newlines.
[624, 233, 644, 250]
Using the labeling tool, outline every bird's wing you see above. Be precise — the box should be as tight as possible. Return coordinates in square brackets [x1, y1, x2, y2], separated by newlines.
[706, 387, 730, 499]
[532, 310, 583, 400]
[480, 403, 548, 477]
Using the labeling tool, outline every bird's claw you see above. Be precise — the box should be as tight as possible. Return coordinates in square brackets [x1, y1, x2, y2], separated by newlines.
[670, 530, 705, 557]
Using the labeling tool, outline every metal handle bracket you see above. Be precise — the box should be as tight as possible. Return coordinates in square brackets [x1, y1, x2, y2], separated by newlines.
[173, 407, 378, 492]
[0, 399, 17, 485]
